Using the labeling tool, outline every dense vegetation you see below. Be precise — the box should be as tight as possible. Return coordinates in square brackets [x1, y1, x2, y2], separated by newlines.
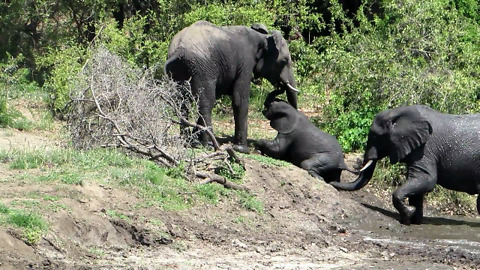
[2, 0, 480, 151]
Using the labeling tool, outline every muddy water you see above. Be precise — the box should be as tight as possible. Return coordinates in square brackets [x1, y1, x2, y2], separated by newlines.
[360, 213, 480, 248]
[351, 204, 480, 267]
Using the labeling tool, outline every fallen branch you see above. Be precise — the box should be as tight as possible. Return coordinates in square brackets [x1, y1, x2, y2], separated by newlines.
[196, 172, 249, 191]
[69, 48, 247, 188]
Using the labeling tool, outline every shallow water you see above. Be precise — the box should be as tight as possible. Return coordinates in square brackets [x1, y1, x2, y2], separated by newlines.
[357, 207, 480, 255]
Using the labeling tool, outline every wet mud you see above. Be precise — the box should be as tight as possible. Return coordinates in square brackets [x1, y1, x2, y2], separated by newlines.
[338, 190, 480, 269]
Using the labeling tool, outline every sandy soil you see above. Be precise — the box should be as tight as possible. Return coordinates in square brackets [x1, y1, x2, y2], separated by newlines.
[0, 127, 479, 270]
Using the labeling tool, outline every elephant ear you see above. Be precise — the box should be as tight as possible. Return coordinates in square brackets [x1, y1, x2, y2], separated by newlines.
[251, 23, 269, 34]
[388, 110, 433, 164]
[254, 30, 286, 77]
[270, 30, 286, 51]
[266, 101, 298, 134]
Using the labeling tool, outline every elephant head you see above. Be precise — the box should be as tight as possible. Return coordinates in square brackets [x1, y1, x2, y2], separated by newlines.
[252, 26, 299, 109]
[263, 99, 299, 134]
[331, 105, 433, 190]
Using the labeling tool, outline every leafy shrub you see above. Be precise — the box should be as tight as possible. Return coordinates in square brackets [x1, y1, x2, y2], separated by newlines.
[310, 0, 480, 151]
[183, 2, 276, 28]
[37, 44, 86, 113]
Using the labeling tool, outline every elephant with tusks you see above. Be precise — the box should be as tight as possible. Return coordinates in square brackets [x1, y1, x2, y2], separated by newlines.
[165, 21, 299, 153]
[331, 105, 480, 225]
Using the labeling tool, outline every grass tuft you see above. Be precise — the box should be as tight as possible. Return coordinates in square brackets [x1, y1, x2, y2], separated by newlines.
[1, 147, 266, 214]
[236, 190, 264, 214]
[245, 154, 291, 167]
[0, 202, 48, 245]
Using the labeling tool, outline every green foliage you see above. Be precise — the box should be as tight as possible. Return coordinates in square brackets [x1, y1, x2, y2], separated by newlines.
[0, 103, 35, 131]
[217, 161, 245, 183]
[370, 159, 407, 188]
[183, 1, 276, 28]
[246, 154, 291, 167]
[0, 54, 40, 93]
[0, 203, 48, 245]
[236, 190, 264, 213]
[0, 54, 44, 129]
[453, 0, 480, 21]
[0, 98, 20, 128]
[106, 210, 131, 221]
[37, 44, 86, 113]
[427, 186, 476, 215]
[312, 0, 480, 151]
[195, 184, 229, 204]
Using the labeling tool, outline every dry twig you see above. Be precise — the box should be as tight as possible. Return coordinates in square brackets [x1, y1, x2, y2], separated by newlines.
[68, 47, 246, 189]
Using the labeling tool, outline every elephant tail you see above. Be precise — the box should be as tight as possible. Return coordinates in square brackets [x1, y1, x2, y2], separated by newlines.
[164, 54, 192, 82]
[164, 55, 179, 76]
[331, 160, 377, 191]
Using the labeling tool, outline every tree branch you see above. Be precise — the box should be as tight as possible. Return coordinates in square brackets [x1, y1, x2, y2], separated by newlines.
[196, 172, 249, 191]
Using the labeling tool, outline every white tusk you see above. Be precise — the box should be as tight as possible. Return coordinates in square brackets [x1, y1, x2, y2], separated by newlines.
[286, 83, 300, 93]
[359, 160, 374, 172]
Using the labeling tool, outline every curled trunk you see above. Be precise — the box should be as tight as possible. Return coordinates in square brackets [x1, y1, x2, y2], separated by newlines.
[330, 160, 377, 191]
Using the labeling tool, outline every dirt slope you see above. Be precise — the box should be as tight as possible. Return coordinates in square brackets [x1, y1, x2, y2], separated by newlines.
[0, 128, 479, 269]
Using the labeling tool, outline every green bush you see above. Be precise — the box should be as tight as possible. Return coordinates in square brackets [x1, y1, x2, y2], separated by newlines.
[37, 44, 86, 113]
[309, 0, 480, 151]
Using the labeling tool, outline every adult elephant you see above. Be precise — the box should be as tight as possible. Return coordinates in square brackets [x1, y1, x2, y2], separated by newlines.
[164, 21, 299, 154]
[255, 98, 356, 182]
[331, 105, 480, 225]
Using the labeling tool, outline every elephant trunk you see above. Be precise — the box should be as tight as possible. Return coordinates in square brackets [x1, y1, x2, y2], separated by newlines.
[330, 159, 377, 191]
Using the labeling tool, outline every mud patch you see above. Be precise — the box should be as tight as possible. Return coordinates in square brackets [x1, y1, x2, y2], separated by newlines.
[110, 219, 173, 246]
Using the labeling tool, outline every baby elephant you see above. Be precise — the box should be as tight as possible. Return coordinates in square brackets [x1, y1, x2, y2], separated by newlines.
[255, 99, 356, 182]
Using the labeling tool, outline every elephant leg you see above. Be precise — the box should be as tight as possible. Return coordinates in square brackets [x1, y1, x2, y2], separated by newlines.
[255, 138, 286, 160]
[305, 170, 325, 182]
[231, 80, 251, 153]
[193, 81, 216, 146]
[392, 176, 435, 225]
[196, 103, 215, 146]
[477, 195, 480, 215]
[408, 194, 425, 225]
[300, 155, 336, 182]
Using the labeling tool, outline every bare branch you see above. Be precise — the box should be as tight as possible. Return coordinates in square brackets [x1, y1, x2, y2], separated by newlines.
[196, 172, 249, 191]
[68, 47, 245, 185]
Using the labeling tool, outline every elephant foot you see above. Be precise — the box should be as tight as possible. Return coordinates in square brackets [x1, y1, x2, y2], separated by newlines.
[411, 215, 423, 225]
[399, 205, 416, 225]
[233, 144, 250, 154]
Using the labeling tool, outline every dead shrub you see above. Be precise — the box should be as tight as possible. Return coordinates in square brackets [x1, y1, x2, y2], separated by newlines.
[68, 47, 245, 189]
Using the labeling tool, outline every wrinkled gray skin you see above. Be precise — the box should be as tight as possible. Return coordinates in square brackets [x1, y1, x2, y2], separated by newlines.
[255, 98, 356, 182]
[331, 105, 480, 225]
[164, 21, 298, 153]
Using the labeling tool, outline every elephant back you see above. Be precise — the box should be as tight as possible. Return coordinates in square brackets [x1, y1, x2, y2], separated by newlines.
[167, 21, 230, 60]
[289, 118, 345, 163]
